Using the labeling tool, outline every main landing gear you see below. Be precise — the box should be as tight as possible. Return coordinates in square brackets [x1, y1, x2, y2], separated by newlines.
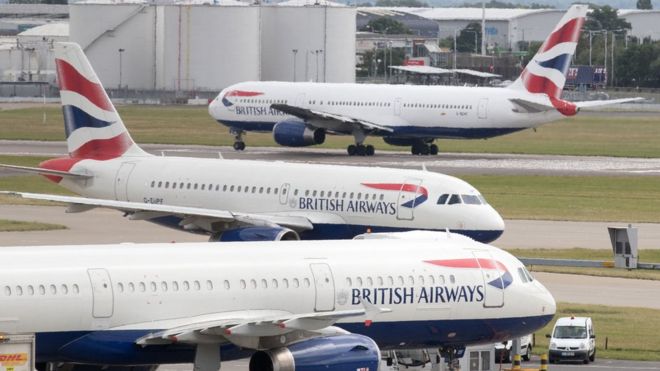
[411, 142, 438, 156]
[231, 128, 246, 151]
[347, 144, 375, 156]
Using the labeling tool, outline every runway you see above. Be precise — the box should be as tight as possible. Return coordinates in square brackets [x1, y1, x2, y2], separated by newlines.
[4, 140, 660, 176]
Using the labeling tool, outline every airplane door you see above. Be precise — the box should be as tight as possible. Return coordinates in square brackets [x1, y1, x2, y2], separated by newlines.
[396, 178, 423, 221]
[279, 183, 290, 205]
[478, 98, 488, 119]
[87, 268, 114, 318]
[472, 251, 504, 308]
[309, 263, 335, 312]
[394, 97, 402, 116]
[114, 162, 136, 201]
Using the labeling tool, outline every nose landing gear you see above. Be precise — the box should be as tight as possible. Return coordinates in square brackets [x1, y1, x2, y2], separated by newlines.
[231, 128, 246, 151]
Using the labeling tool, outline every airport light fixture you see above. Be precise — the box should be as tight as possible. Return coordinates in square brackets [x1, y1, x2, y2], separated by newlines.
[292, 49, 298, 82]
[118, 48, 125, 90]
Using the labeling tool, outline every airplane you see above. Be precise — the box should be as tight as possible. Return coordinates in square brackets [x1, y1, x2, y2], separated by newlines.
[0, 231, 557, 371]
[208, 4, 641, 156]
[0, 42, 505, 243]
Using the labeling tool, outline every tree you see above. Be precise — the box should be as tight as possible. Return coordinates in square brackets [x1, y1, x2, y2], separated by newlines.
[456, 22, 482, 53]
[360, 17, 412, 35]
[584, 5, 631, 31]
[614, 41, 660, 87]
[636, 0, 653, 9]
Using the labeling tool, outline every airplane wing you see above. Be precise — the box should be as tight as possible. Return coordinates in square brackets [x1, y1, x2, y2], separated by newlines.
[0, 164, 92, 179]
[1, 191, 313, 233]
[133, 302, 391, 349]
[271, 103, 394, 134]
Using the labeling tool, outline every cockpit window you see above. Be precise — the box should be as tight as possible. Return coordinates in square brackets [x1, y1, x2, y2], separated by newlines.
[437, 194, 449, 204]
[461, 195, 481, 205]
[478, 195, 488, 205]
[517, 267, 529, 283]
[524, 267, 534, 282]
[447, 194, 462, 205]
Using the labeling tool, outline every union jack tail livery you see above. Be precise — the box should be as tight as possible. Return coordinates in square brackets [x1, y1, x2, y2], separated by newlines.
[55, 42, 148, 160]
[509, 4, 588, 115]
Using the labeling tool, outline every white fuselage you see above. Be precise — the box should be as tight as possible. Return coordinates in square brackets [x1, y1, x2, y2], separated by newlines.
[59, 155, 504, 241]
[0, 236, 556, 365]
[209, 82, 562, 138]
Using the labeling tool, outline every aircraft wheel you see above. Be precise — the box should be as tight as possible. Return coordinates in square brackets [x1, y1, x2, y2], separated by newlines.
[356, 144, 367, 156]
[411, 144, 420, 155]
[233, 141, 245, 151]
[365, 145, 375, 156]
[420, 144, 430, 155]
[347, 145, 357, 156]
[429, 144, 439, 155]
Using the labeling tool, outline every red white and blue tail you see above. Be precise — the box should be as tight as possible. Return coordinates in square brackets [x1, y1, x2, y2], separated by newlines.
[509, 5, 588, 100]
[55, 42, 148, 159]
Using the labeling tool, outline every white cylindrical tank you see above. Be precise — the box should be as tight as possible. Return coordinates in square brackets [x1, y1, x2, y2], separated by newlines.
[260, 5, 355, 83]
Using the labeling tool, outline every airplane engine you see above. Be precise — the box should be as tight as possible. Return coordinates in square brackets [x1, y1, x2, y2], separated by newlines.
[249, 334, 380, 371]
[211, 227, 300, 242]
[273, 120, 326, 147]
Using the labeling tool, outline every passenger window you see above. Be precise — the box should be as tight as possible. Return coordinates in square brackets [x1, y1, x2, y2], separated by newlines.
[356, 277, 363, 287]
[272, 279, 278, 289]
[366, 277, 373, 286]
[294, 189, 299, 196]
[27, 285, 34, 296]
[117, 283, 124, 293]
[150, 181, 155, 188]
[165, 181, 170, 189]
[250, 279, 257, 289]
[267, 187, 271, 194]
[377, 276, 384, 286]
[283, 278, 289, 288]
[408, 275, 414, 285]
[261, 279, 268, 289]
[397, 276, 404, 285]
[450, 275, 456, 284]
[172, 281, 179, 291]
[320, 191, 325, 197]
[418, 275, 425, 285]
[312, 190, 317, 197]
[448, 194, 462, 205]
[206, 280, 213, 290]
[260, 187, 264, 194]
[150, 282, 157, 292]
[230, 185, 235, 192]
[303, 278, 311, 288]
[16, 286, 23, 296]
[437, 194, 449, 204]
[240, 279, 247, 289]
[274, 188, 278, 195]
[193, 281, 201, 290]
[346, 277, 352, 286]
[462, 194, 481, 205]
[237, 186, 242, 192]
[73, 284, 80, 294]
[49, 284, 56, 295]
[387, 276, 394, 285]
[357, 193, 362, 200]
[187, 183, 191, 190]
[428, 275, 435, 285]
[139, 282, 146, 292]
[201, 184, 205, 190]
[438, 275, 445, 284]
[128, 282, 135, 292]
[224, 280, 230, 290]
[194, 183, 198, 190]
[223, 185, 228, 191]
[172, 183, 177, 189]
[183, 281, 190, 291]
[252, 186, 257, 193]
[158, 181, 162, 188]
[162, 281, 169, 291]
[293, 278, 300, 288]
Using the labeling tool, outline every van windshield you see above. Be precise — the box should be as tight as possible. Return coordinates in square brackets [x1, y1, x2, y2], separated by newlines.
[553, 325, 587, 339]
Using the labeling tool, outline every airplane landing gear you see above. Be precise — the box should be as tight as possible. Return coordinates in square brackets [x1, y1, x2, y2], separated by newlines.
[438, 346, 465, 371]
[230, 128, 246, 151]
[347, 144, 375, 156]
[411, 142, 438, 156]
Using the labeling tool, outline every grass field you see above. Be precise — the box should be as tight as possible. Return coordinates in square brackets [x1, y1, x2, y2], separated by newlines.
[528, 266, 660, 280]
[2, 106, 660, 157]
[532, 303, 660, 361]
[0, 219, 66, 232]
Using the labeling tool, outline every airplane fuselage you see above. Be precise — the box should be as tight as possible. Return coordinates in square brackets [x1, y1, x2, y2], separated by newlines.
[210, 82, 563, 139]
[0, 237, 555, 365]
[55, 155, 505, 242]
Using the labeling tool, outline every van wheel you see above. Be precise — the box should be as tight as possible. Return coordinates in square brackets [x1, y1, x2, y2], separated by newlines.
[583, 356, 590, 364]
[590, 350, 596, 362]
[522, 346, 531, 361]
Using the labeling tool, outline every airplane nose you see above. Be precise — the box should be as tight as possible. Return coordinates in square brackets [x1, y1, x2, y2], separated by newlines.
[208, 97, 218, 117]
[535, 280, 557, 317]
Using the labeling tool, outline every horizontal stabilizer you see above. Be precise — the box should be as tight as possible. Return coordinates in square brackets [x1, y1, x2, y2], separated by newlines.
[0, 164, 92, 179]
[509, 98, 554, 113]
[574, 97, 645, 109]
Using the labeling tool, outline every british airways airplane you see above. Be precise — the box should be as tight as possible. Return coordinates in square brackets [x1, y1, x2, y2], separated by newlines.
[0, 231, 556, 371]
[0, 42, 505, 243]
[209, 5, 639, 156]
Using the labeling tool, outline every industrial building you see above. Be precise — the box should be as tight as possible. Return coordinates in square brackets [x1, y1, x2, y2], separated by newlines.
[68, 1, 355, 92]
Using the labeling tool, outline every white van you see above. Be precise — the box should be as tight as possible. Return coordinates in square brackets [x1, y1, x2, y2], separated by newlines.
[494, 334, 533, 363]
[547, 316, 596, 364]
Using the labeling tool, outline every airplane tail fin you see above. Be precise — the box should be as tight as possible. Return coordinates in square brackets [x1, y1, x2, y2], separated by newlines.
[509, 4, 588, 101]
[54, 42, 148, 159]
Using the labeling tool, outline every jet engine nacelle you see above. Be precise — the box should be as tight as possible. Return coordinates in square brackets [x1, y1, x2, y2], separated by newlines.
[273, 120, 326, 147]
[211, 227, 300, 242]
[249, 334, 380, 371]
[550, 98, 579, 116]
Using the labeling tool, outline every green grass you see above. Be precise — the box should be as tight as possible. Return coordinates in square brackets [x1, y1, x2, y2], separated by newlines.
[464, 175, 660, 222]
[532, 303, 660, 361]
[2, 106, 660, 157]
[528, 265, 660, 281]
[507, 248, 660, 262]
[0, 219, 66, 232]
